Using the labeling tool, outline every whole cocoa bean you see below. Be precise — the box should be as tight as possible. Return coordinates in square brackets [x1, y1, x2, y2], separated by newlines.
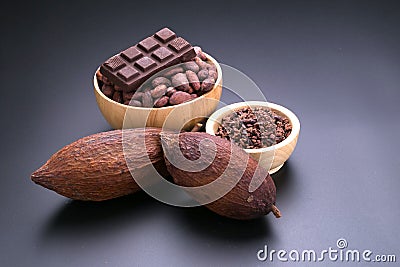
[197, 69, 209, 81]
[113, 91, 123, 103]
[163, 67, 184, 77]
[194, 56, 208, 69]
[201, 77, 215, 93]
[123, 91, 134, 102]
[190, 93, 198, 99]
[183, 61, 200, 73]
[154, 96, 169, 108]
[114, 85, 122, 91]
[186, 70, 201, 91]
[102, 75, 112, 85]
[194, 46, 207, 60]
[166, 87, 176, 97]
[132, 91, 144, 101]
[171, 73, 191, 92]
[161, 132, 280, 220]
[169, 91, 193, 105]
[101, 84, 114, 98]
[207, 64, 217, 72]
[128, 100, 143, 107]
[208, 69, 218, 80]
[151, 77, 171, 87]
[96, 70, 103, 81]
[142, 91, 153, 107]
[151, 84, 168, 98]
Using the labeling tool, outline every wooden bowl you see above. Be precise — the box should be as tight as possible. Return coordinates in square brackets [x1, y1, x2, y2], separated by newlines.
[94, 53, 222, 130]
[205, 101, 300, 174]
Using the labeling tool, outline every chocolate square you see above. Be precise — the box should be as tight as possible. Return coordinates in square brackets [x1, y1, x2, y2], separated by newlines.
[168, 37, 190, 52]
[117, 66, 139, 81]
[121, 47, 143, 62]
[104, 56, 126, 71]
[152, 47, 173, 62]
[154, 28, 176, 43]
[134, 56, 156, 72]
[138, 37, 160, 52]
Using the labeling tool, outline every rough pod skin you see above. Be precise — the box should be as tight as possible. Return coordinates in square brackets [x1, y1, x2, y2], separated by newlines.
[161, 132, 281, 220]
[31, 128, 168, 201]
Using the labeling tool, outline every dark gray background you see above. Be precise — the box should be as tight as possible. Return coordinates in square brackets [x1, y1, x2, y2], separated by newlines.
[1, 0, 399, 266]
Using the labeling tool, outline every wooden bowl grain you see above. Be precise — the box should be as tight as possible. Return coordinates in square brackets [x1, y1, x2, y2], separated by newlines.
[205, 101, 300, 174]
[94, 53, 222, 130]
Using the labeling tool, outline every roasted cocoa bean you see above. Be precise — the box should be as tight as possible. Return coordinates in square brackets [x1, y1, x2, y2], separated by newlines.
[128, 100, 142, 107]
[169, 91, 193, 105]
[142, 91, 153, 107]
[166, 87, 177, 97]
[208, 69, 218, 80]
[114, 85, 122, 91]
[151, 77, 171, 87]
[194, 46, 207, 61]
[101, 84, 114, 98]
[154, 96, 169, 107]
[112, 91, 123, 103]
[171, 73, 191, 92]
[194, 56, 208, 69]
[186, 70, 201, 91]
[197, 69, 209, 81]
[123, 91, 134, 102]
[183, 61, 200, 73]
[163, 67, 185, 77]
[132, 91, 144, 101]
[151, 84, 168, 99]
[201, 77, 215, 93]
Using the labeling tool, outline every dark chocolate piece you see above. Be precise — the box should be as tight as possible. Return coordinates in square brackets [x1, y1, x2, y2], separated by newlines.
[100, 28, 196, 92]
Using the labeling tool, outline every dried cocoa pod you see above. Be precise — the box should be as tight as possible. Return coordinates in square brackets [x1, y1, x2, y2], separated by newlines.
[197, 69, 209, 81]
[151, 84, 168, 99]
[163, 67, 184, 77]
[142, 91, 153, 107]
[101, 84, 114, 98]
[165, 87, 176, 97]
[112, 91, 123, 103]
[154, 96, 169, 108]
[151, 77, 171, 88]
[186, 70, 201, 91]
[31, 128, 169, 201]
[183, 61, 200, 73]
[169, 91, 193, 105]
[171, 73, 191, 92]
[161, 132, 280, 220]
[201, 77, 215, 93]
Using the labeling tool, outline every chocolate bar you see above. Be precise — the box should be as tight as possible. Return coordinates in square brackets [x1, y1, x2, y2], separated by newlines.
[100, 28, 196, 92]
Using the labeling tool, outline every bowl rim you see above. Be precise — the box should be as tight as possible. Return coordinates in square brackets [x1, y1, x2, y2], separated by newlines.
[93, 53, 222, 110]
[205, 101, 300, 153]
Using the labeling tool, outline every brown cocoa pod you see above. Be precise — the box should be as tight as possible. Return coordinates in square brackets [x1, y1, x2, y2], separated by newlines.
[151, 77, 171, 87]
[154, 96, 169, 108]
[186, 70, 201, 91]
[169, 91, 193, 105]
[201, 77, 215, 93]
[128, 100, 142, 107]
[151, 84, 168, 99]
[165, 87, 176, 97]
[161, 132, 280, 220]
[163, 67, 184, 77]
[183, 61, 200, 73]
[112, 91, 123, 103]
[197, 69, 209, 81]
[101, 84, 114, 98]
[171, 73, 191, 92]
[31, 128, 170, 201]
[142, 91, 153, 107]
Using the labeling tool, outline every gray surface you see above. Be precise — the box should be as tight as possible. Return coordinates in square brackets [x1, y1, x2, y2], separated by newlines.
[1, 0, 399, 266]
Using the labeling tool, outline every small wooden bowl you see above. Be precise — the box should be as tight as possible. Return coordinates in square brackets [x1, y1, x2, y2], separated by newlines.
[205, 101, 300, 174]
[94, 53, 222, 130]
